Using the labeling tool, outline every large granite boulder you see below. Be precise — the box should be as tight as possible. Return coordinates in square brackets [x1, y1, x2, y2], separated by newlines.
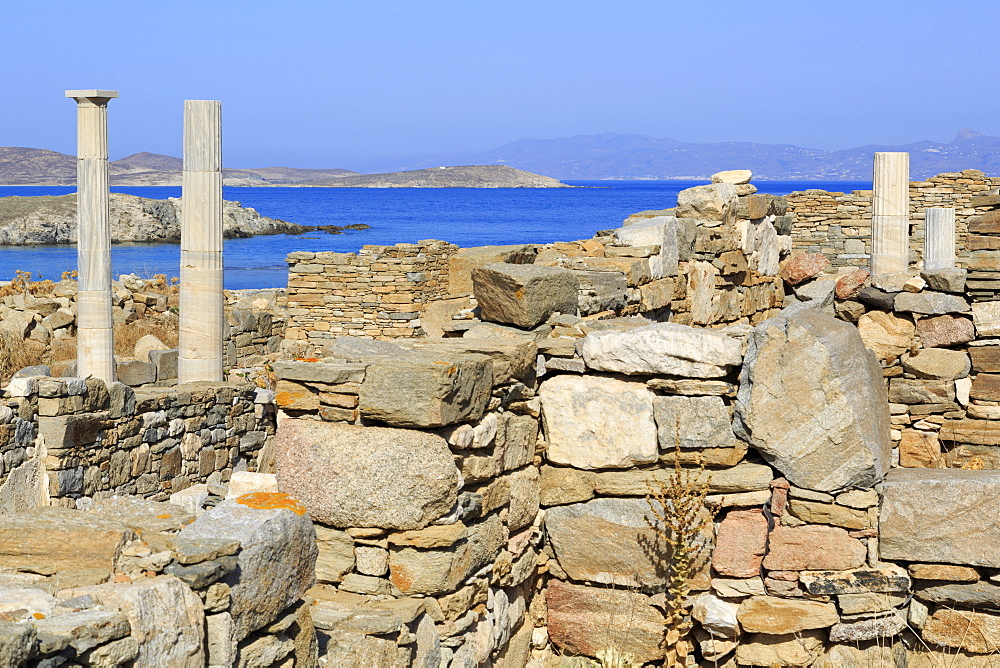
[472, 263, 579, 328]
[359, 352, 492, 427]
[276, 419, 460, 530]
[735, 308, 892, 491]
[676, 183, 738, 224]
[538, 375, 657, 469]
[581, 322, 743, 378]
[880, 468, 1000, 568]
[179, 498, 317, 642]
[545, 498, 665, 591]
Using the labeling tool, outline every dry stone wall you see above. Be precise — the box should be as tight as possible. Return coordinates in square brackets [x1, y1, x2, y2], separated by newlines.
[786, 169, 1000, 273]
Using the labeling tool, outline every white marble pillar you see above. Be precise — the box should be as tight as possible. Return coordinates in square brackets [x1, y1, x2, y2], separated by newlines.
[178, 100, 224, 384]
[924, 207, 956, 271]
[870, 152, 910, 275]
[66, 90, 118, 382]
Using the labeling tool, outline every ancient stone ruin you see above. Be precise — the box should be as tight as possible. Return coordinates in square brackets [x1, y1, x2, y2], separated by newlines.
[6, 99, 1000, 666]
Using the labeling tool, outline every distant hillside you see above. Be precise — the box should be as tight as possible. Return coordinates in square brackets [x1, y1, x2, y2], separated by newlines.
[355, 130, 1000, 181]
[320, 165, 568, 188]
[0, 148, 559, 187]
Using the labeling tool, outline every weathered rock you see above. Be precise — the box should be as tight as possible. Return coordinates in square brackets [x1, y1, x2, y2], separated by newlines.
[880, 468, 1000, 568]
[711, 509, 768, 578]
[973, 301, 1000, 337]
[133, 334, 168, 362]
[581, 322, 743, 378]
[472, 263, 579, 328]
[447, 244, 538, 296]
[909, 563, 980, 582]
[712, 577, 766, 598]
[971, 346, 1000, 372]
[590, 462, 771, 496]
[115, 359, 156, 386]
[711, 169, 752, 185]
[539, 466, 594, 506]
[794, 278, 836, 307]
[0, 507, 133, 573]
[903, 349, 970, 380]
[857, 311, 915, 362]
[692, 592, 739, 641]
[895, 291, 970, 315]
[404, 338, 536, 386]
[179, 498, 317, 641]
[546, 580, 664, 663]
[923, 608, 1000, 654]
[388, 523, 468, 549]
[780, 253, 830, 286]
[762, 525, 867, 571]
[917, 314, 976, 348]
[737, 596, 838, 634]
[388, 514, 505, 595]
[921, 268, 967, 293]
[676, 183, 738, 223]
[828, 611, 906, 642]
[653, 395, 739, 449]
[545, 497, 669, 591]
[835, 268, 871, 300]
[507, 466, 540, 532]
[735, 631, 825, 667]
[836, 592, 907, 615]
[359, 352, 492, 428]
[319, 629, 400, 667]
[538, 375, 657, 470]
[276, 420, 459, 530]
[66, 576, 204, 667]
[225, 471, 278, 500]
[30, 609, 130, 654]
[799, 566, 910, 595]
[915, 582, 1000, 610]
[735, 308, 892, 492]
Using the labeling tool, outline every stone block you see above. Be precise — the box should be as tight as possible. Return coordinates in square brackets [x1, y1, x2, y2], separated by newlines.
[676, 183, 738, 224]
[546, 580, 665, 664]
[574, 269, 630, 315]
[799, 566, 910, 595]
[359, 352, 491, 428]
[314, 526, 355, 584]
[902, 349, 970, 380]
[973, 301, 1000, 337]
[857, 311, 914, 362]
[917, 314, 975, 348]
[545, 498, 670, 591]
[0, 508, 132, 573]
[538, 375, 657, 470]
[653, 395, 739, 449]
[712, 508, 768, 577]
[115, 359, 156, 387]
[581, 322, 743, 378]
[472, 263, 579, 328]
[895, 291, 970, 315]
[272, 361, 367, 384]
[179, 498, 318, 641]
[447, 244, 537, 296]
[225, 471, 278, 500]
[737, 596, 839, 634]
[735, 308, 892, 492]
[735, 631, 824, 667]
[923, 609, 1000, 654]
[149, 348, 178, 380]
[915, 582, 1000, 610]
[763, 525, 866, 571]
[880, 468, 1000, 568]
[400, 338, 535, 386]
[276, 419, 459, 530]
[780, 253, 830, 286]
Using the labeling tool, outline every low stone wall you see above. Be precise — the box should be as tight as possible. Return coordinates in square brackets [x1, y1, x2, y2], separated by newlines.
[0, 375, 275, 513]
[0, 494, 316, 666]
[284, 241, 458, 342]
[786, 169, 1000, 270]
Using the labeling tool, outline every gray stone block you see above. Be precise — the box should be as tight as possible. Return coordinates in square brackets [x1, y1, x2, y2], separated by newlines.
[472, 263, 579, 328]
[149, 348, 178, 381]
[115, 359, 156, 387]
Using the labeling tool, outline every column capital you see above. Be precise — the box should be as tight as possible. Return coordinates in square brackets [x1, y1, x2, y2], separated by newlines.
[65, 90, 119, 102]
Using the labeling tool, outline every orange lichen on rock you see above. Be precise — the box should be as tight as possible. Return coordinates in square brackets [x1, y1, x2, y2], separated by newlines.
[236, 492, 308, 516]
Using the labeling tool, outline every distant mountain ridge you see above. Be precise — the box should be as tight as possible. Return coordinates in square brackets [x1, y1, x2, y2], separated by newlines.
[355, 130, 1000, 181]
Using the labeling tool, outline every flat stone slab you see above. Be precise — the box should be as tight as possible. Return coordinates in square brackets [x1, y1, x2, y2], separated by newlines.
[581, 322, 743, 378]
[880, 468, 1000, 568]
[0, 508, 134, 574]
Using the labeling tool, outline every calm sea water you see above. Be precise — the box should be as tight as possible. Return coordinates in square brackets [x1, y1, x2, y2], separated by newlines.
[0, 180, 869, 289]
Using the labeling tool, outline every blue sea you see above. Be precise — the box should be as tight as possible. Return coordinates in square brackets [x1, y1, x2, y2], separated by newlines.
[0, 180, 869, 290]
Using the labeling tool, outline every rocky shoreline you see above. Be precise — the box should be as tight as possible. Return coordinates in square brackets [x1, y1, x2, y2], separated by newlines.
[0, 193, 366, 245]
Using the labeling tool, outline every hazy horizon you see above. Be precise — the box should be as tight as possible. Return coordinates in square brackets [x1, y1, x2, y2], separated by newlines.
[3, 0, 997, 170]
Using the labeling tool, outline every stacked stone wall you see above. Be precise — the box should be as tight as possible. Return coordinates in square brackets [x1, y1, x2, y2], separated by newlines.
[284, 240, 458, 341]
[786, 169, 1000, 270]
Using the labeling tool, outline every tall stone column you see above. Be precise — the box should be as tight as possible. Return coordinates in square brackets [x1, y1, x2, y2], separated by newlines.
[66, 90, 118, 382]
[178, 101, 225, 384]
[177, 100, 225, 383]
[870, 152, 910, 275]
[924, 207, 956, 271]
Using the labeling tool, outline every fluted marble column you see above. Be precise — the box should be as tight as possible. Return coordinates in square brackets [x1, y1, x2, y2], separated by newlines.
[66, 90, 118, 382]
[870, 152, 910, 275]
[178, 100, 224, 383]
[924, 207, 957, 271]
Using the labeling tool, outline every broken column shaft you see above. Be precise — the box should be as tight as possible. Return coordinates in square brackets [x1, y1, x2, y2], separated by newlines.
[870, 152, 910, 275]
[923, 207, 956, 271]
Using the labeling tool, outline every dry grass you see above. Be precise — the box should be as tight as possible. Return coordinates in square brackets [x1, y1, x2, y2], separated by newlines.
[113, 318, 178, 358]
[0, 329, 46, 382]
[0, 270, 61, 298]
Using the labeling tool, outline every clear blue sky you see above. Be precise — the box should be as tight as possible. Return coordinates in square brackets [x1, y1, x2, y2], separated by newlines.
[3, 0, 998, 170]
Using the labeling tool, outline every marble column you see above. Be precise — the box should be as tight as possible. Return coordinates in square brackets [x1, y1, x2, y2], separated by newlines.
[924, 207, 957, 271]
[870, 152, 910, 275]
[178, 100, 224, 384]
[66, 90, 118, 382]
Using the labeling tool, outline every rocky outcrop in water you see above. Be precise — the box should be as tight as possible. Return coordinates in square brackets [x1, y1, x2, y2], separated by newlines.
[0, 193, 320, 245]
